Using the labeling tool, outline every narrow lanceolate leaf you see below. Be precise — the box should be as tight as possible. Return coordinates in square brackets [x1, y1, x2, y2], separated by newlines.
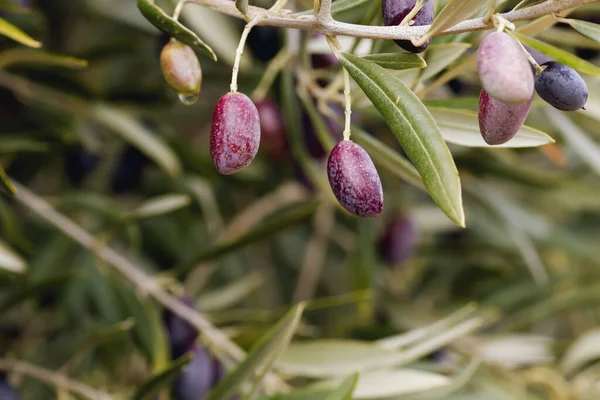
[130, 194, 191, 219]
[421, 43, 471, 81]
[88, 103, 182, 178]
[325, 374, 359, 400]
[235, 0, 249, 19]
[132, 354, 192, 400]
[0, 49, 88, 69]
[510, 32, 600, 77]
[561, 19, 600, 43]
[137, 0, 217, 61]
[514, 0, 548, 10]
[547, 108, 600, 176]
[424, 0, 493, 40]
[0, 239, 25, 273]
[0, 17, 41, 48]
[203, 303, 305, 400]
[339, 52, 464, 227]
[361, 52, 426, 70]
[430, 108, 554, 148]
[561, 329, 600, 376]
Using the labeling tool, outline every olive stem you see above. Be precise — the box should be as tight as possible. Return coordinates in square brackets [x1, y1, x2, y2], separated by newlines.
[326, 36, 352, 141]
[185, 0, 597, 41]
[400, 0, 426, 27]
[230, 17, 261, 93]
[507, 30, 546, 75]
[173, 0, 189, 21]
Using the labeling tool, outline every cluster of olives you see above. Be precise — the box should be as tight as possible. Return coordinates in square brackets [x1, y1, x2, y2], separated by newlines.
[159, 32, 384, 218]
[477, 31, 588, 145]
[162, 297, 226, 399]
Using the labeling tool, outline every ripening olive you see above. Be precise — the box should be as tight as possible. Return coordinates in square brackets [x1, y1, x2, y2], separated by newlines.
[160, 40, 202, 96]
[535, 61, 588, 111]
[382, 0, 433, 53]
[478, 89, 532, 145]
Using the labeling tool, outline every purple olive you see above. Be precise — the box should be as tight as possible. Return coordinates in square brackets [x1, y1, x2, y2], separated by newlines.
[0, 374, 18, 400]
[535, 61, 588, 111]
[173, 346, 222, 400]
[477, 32, 533, 104]
[254, 98, 288, 162]
[210, 92, 261, 175]
[378, 215, 416, 266]
[162, 297, 198, 359]
[382, 0, 433, 53]
[327, 140, 383, 218]
[478, 89, 532, 145]
[160, 40, 202, 96]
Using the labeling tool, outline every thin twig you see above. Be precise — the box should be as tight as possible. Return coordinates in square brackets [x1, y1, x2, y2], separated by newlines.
[10, 181, 288, 392]
[0, 359, 112, 400]
[186, 0, 598, 41]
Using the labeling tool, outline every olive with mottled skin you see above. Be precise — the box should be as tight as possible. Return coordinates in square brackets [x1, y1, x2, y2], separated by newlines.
[160, 40, 202, 95]
[535, 61, 588, 111]
[478, 89, 532, 145]
[210, 93, 261, 175]
[382, 0, 433, 53]
[477, 32, 533, 104]
[378, 215, 416, 266]
[327, 140, 383, 218]
[254, 98, 288, 162]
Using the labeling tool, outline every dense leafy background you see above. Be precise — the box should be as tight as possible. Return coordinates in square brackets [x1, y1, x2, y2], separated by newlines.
[2, 0, 600, 399]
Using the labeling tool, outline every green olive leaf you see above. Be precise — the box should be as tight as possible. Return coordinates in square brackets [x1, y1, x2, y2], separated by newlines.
[361, 52, 426, 70]
[510, 31, 600, 77]
[0, 17, 41, 48]
[0, 49, 88, 69]
[203, 303, 305, 400]
[132, 354, 193, 400]
[421, 43, 471, 81]
[338, 52, 465, 227]
[560, 19, 600, 44]
[424, 0, 493, 41]
[137, 0, 217, 61]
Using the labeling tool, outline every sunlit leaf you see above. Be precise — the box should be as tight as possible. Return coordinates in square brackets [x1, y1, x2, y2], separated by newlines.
[132, 354, 192, 400]
[204, 303, 305, 400]
[0, 17, 41, 48]
[339, 52, 464, 227]
[421, 43, 471, 81]
[430, 108, 555, 148]
[510, 31, 600, 77]
[137, 0, 217, 61]
[325, 373, 359, 400]
[560, 18, 600, 44]
[546, 108, 600, 175]
[130, 194, 191, 219]
[361, 52, 426, 70]
[0, 239, 25, 273]
[562, 328, 600, 375]
[88, 104, 182, 178]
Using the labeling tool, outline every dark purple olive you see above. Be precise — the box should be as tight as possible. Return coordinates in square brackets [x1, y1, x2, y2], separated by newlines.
[477, 32, 533, 104]
[247, 26, 281, 62]
[382, 0, 433, 53]
[210, 92, 261, 175]
[160, 40, 202, 96]
[310, 33, 340, 69]
[173, 346, 223, 400]
[0, 374, 18, 400]
[162, 297, 198, 359]
[535, 61, 588, 111]
[110, 146, 149, 194]
[327, 140, 383, 218]
[254, 98, 288, 162]
[478, 89, 532, 145]
[378, 215, 416, 266]
[65, 147, 99, 186]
